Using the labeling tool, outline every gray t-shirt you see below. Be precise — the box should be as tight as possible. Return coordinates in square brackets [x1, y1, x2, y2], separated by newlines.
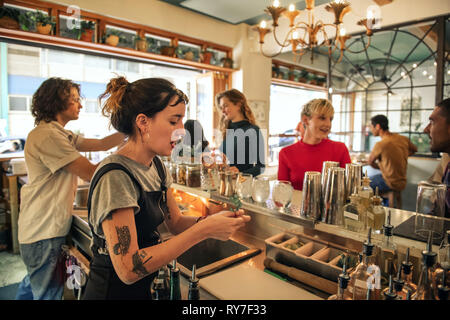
[89, 154, 172, 243]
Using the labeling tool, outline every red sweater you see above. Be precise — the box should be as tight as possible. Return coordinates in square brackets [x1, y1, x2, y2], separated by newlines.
[278, 139, 351, 191]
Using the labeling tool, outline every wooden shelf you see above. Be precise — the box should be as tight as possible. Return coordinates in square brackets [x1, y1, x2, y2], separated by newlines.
[271, 77, 327, 91]
[0, 27, 236, 73]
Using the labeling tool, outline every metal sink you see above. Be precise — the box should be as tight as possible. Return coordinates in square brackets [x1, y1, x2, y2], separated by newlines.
[175, 238, 261, 278]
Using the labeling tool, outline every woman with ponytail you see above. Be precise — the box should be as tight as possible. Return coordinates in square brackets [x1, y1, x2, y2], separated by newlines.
[82, 77, 250, 300]
[216, 89, 265, 177]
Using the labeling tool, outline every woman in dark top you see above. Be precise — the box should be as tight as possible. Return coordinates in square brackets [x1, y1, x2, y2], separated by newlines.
[216, 89, 265, 177]
[82, 77, 251, 300]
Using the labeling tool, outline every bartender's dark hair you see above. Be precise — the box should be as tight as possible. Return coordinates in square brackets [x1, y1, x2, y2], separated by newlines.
[31, 77, 80, 125]
[371, 114, 389, 131]
[437, 98, 450, 123]
[99, 76, 188, 136]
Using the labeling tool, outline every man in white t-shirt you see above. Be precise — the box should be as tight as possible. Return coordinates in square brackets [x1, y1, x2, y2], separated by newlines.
[16, 77, 125, 300]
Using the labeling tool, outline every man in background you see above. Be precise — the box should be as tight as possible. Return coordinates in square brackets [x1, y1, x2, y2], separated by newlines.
[424, 98, 450, 218]
[367, 114, 417, 205]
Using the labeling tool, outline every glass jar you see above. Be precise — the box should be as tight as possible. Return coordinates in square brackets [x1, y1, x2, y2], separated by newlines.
[200, 166, 219, 191]
[176, 163, 186, 185]
[168, 162, 177, 182]
[186, 164, 201, 188]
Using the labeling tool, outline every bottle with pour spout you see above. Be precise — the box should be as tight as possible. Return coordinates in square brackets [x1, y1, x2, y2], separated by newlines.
[412, 232, 438, 300]
[188, 264, 200, 300]
[378, 210, 398, 287]
[328, 256, 352, 300]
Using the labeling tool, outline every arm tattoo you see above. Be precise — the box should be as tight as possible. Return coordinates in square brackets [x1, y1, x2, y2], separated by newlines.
[113, 226, 131, 255]
[132, 251, 153, 277]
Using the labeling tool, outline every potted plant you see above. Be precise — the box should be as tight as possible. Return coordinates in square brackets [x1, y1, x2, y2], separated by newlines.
[79, 20, 95, 42]
[104, 29, 122, 46]
[160, 45, 177, 57]
[0, 6, 21, 30]
[18, 11, 36, 32]
[200, 50, 213, 64]
[272, 65, 280, 78]
[35, 11, 54, 35]
[135, 35, 148, 51]
[221, 57, 233, 68]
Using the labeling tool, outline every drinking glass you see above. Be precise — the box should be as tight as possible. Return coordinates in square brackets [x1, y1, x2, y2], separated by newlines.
[414, 181, 447, 240]
[272, 180, 293, 212]
[252, 176, 270, 204]
[235, 173, 253, 199]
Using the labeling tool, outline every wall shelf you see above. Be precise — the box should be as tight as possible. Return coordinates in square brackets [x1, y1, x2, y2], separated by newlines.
[0, 27, 236, 73]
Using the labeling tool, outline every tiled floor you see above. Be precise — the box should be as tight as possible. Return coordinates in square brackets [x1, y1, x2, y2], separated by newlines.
[0, 250, 27, 288]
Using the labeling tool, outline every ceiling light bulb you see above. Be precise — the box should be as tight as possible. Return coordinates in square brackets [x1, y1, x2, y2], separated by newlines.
[260, 20, 267, 28]
[423, 70, 428, 76]
[367, 10, 374, 20]
[428, 75, 433, 80]
[289, 4, 295, 11]
[339, 27, 346, 37]
[412, 63, 417, 68]
[273, 0, 280, 7]
[292, 31, 299, 39]
[434, 62, 437, 67]
[448, 70, 450, 75]
[400, 71, 406, 77]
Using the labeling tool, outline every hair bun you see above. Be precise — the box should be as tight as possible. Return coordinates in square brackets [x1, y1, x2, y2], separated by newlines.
[108, 76, 129, 92]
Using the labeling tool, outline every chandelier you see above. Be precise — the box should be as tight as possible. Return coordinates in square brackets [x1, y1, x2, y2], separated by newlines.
[254, 0, 380, 63]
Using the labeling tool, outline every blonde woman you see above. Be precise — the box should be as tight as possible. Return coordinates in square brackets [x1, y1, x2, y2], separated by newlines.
[216, 89, 265, 176]
[82, 77, 250, 299]
[278, 98, 351, 190]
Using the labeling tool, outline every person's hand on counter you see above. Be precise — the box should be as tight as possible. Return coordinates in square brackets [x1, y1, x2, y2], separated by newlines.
[198, 209, 250, 241]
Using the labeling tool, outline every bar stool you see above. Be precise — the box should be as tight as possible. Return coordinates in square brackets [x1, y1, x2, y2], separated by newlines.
[380, 190, 402, 209]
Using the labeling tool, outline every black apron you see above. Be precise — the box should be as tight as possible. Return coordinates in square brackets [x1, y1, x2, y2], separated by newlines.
[82, 156, 169, 300]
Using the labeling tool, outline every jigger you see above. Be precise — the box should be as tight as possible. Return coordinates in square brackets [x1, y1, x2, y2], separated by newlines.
[300, 171, 322, 220]
[321, 161, 339, 197]
[345, 163, 363, 201]
[322, 167, 346, 225]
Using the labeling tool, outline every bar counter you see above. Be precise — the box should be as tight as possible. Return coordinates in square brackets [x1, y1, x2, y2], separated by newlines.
[69, 183, 443, 300]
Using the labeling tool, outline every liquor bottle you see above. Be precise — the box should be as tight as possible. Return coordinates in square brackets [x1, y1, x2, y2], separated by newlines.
[188, 264, 200, 300]
[343, 194, 365, 233]
[357, 172, 374, 227]
[437, 269, 449, 300]
[170, 259, 182, 300]
[367, 187, 386, 233]
[328, 256, 352, 300]
[345, 253, 362, 299]
[412, 232, 438, 300]
[435, 229, 450, 293]
[378, 210, 398, 287]
[401, 247, 417, 295]
[392, 261, 409, 300]
[152, 267, 170, 300]
[350, 228, 380, 300]
[383, 275, 398, 300]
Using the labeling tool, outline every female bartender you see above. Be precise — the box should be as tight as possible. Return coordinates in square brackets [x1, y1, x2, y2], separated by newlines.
[82, 77, 250, 299]
[278, 98, 351, 190]
[216, 89, 265, 177]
